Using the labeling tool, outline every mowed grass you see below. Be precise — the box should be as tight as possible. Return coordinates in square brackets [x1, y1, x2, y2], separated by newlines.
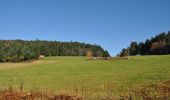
[0, 55, 169, 94]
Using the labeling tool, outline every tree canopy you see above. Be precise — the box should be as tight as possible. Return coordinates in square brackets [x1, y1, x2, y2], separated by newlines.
[119, 31, 170, 56]
[0, 40, 110, 62]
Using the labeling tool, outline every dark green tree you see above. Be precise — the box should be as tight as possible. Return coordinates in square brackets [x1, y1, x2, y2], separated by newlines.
[129, 41, 138, 55]
[120, 48, 128, 57]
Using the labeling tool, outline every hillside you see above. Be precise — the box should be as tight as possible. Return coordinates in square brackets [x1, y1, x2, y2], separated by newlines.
[0, 55, 169, 99]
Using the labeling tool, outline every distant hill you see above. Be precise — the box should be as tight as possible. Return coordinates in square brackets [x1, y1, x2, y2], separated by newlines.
[0, 39, 110, 62]
[119, 31, 170, 56]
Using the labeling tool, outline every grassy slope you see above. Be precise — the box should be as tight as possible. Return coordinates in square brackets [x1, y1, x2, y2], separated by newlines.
[0, 55, 169, 93]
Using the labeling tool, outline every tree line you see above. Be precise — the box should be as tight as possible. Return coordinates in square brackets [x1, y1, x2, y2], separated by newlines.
[0, 39, 110, 62]
[119, 31, 170, 57]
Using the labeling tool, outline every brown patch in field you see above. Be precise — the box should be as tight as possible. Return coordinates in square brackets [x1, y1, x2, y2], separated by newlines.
[0, 89, 82, 100]
[0, 81, 169, 100]
[120, 80, 170, 100]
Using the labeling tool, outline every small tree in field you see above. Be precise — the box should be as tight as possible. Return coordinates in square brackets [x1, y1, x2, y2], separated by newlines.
[86, 51, 93, 59]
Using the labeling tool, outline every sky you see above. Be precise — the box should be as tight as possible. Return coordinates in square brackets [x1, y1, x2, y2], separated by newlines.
[0, 0, 170, 56]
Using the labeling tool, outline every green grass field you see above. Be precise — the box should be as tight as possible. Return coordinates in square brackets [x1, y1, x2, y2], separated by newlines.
[0, 55, 170, 97]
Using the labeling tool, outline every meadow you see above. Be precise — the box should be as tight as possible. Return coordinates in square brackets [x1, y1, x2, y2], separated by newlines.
[0, 55, 170, 99]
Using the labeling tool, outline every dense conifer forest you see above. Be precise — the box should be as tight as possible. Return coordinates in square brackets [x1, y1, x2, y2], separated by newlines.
[119, 31, 170, 56]
[0, 39, 110, 62]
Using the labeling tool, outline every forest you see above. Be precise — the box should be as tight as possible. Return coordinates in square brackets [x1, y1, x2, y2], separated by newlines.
[0, 39, 110, 62]
[119, 31, 170, 56]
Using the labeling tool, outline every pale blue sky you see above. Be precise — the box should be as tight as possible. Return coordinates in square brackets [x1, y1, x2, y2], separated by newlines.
[0, 0, 170, 56]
